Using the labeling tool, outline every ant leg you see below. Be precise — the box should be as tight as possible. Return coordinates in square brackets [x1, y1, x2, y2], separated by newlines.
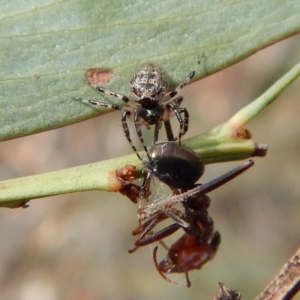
[162, 61, 200, 102]
[158, 239, 170, 251]
[132, 212, 167, 236]
[162, 209, 189, 228]
[121, 111, 141, 160]
[153, 246, 190, 288]
[96, 86, 130, 103]
[132, 210, 181, 249]
[183, 160, 254, 198]
[129, 212, 177, 253]
[141, 160, 254, 215]
[185, 273, 191, 288]
[128, 212, 166, 253]
[135, 222, 181, 247]
[180, 161, 254, 202]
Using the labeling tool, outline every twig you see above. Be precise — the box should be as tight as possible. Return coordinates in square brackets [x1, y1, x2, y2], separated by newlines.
[255, 247, 300, 300]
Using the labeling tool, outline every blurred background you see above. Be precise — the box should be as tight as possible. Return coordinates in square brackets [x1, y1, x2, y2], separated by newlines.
[0, 35, 299, 300]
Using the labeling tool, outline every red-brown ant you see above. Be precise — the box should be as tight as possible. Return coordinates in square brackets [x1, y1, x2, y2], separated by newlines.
[128, 142, 254, 286]
[131, 185, 220, 287]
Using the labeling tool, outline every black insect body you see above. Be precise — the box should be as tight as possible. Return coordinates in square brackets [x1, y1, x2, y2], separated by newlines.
[74, 63, 198, 159]
[142, 141, 204, 190]
[135, 140, 204, 201]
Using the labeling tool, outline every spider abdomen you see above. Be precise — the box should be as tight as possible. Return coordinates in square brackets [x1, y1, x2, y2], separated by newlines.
[130, 64, 168, 102]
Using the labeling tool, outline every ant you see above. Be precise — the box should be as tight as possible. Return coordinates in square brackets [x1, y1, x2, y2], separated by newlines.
[128, 141, 254, 286]
[74, 62, 199, 159]
[130, 185, 220, 288]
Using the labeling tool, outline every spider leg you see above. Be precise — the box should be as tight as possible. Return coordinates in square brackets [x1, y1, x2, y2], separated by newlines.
[162, 61, 200, 102]
[166, 98, 189, 145]
[96, 86, 130, 103]
[176, 107, 189, 143]
[121, 111, 142, 160]
[164, 120, 175, 141]
[163, 96, 183, 142]
[72, 97, 123, 111]
[134, 113, 152, 159]
[73, 86, 131, 109]
[153, 121, 162, 144]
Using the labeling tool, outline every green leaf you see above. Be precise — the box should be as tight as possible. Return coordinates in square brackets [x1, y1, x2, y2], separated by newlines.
[1, 0, 300, 140]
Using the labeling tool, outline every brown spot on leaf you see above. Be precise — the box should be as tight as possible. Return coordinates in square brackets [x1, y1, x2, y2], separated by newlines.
[86, 68, 113, 85]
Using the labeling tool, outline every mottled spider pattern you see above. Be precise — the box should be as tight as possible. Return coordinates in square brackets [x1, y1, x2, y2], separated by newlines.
[74, 62, 199, 159]
[130, 64, 168, 102]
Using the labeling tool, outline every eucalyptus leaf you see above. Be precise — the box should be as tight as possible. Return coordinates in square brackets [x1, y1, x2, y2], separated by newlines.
[1, 0, 300, 140]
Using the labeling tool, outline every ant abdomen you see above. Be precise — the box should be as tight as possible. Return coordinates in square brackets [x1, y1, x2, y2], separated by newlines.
[142, 141, 205, 189]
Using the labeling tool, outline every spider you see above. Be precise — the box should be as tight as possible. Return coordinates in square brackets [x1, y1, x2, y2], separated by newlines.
[73, 62, 200, 159]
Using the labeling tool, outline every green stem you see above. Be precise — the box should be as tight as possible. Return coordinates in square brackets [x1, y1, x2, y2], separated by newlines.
[227, 61, 300, 129]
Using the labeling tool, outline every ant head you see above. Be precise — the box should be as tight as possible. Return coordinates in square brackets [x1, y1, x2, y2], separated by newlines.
[130, 64, 168, 103]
